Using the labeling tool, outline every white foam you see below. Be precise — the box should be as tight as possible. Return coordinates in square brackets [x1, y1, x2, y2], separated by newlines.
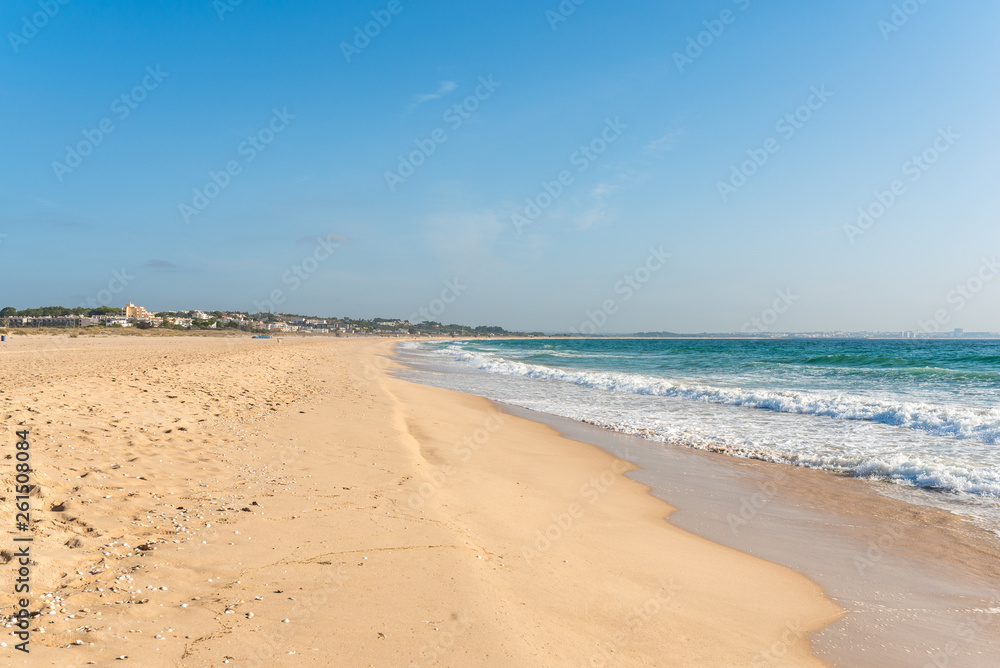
[430, 345, 1000, 445]
[414, 343, 1000, 500]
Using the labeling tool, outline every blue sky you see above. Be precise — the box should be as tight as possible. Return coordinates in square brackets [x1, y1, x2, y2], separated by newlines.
[2, 0, 999, 333]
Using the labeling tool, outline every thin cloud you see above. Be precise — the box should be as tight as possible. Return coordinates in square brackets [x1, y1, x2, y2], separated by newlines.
[145, 259, 178, 270]
[646, 128, 684, 153]
[408, 81, 458, 111]
[6, 217, 85, 229]
[30, 196, 59, 208]
[575, 183, 620, 231]
[48, 219, 84, 228]
[296, 233, 349, 245]
[427, 210, 504, 261]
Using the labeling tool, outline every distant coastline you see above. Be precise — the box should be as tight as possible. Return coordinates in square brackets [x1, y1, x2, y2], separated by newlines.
[3, 304, 997, 339]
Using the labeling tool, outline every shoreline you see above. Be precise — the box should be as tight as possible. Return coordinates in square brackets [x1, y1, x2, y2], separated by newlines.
[491, 403, 1000, 667]
[392, 341, 1000, 666]
[3, 334, 841, 666]
[394, 337, 1000, 537]
[379, 341, 844, 665]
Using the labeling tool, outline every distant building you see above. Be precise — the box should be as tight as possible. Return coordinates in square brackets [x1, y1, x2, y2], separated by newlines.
[9, 315, 97, 328]
[120, 302, 154, 319]
[96, 315, 132, 327]
[52, 316, 96, 327]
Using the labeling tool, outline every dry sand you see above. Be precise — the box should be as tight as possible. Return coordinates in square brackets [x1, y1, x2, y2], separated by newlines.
[0, 335, 841, 666]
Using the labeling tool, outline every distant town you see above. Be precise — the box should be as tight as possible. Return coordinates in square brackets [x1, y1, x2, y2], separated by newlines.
[0, 303, 526, 337]
[1, 304, 996, 339]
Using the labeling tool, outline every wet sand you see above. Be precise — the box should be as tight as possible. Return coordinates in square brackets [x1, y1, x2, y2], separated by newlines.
[452, 394, 1000, 667]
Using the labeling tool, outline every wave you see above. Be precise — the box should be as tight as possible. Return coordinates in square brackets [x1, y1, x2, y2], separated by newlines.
[428, 344, 1000, 445]
[573, 414, 1000, 498]
[801, 353, 927, 367]
[798, 362, 1000, 381]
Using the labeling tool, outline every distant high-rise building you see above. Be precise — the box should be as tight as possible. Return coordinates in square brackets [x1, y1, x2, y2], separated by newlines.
[120, 302, 154, 319]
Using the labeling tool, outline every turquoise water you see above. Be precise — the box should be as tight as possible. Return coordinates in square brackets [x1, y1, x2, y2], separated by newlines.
[400, 338, 1000, 525]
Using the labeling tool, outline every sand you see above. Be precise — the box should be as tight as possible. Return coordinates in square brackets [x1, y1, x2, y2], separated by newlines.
[499, 404, 1000, 666]
[0, 335, 841, 666]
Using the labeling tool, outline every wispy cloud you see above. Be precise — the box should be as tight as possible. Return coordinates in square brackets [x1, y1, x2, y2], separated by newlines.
[3, 216, 85, 229]
[567, 126, 684, 229]
[29, 195, 59, 208]
[575, 183, 620, 230]
[646, 128, 684, 153]
[48, 219, 84, 229]
[296, 233, 349, 245]
[427, 210, 504, 262]
[408, 81, 458, 111]
[145, 259, 178, 270]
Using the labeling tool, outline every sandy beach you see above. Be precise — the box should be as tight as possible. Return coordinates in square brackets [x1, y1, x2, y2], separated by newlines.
[0, 334, 847, 666]
[8, 0, 995, 663]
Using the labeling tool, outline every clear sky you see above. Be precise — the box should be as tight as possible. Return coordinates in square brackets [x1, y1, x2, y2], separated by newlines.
[2, 0, 999, 333]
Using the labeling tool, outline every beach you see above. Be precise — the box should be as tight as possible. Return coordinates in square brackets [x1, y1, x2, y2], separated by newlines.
[1, 334, 846, 666]
[7, 1, 992, 663]
[400, 337, 1000, 666]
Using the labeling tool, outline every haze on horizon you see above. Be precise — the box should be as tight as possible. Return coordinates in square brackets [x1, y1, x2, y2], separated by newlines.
[2, 0, 998, 334]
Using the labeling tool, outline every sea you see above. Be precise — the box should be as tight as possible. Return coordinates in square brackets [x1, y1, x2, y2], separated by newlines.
[397, 338, 1000, 532]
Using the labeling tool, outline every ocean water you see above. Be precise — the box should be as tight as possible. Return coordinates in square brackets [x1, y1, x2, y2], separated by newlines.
[397, 338, 1000, 530]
